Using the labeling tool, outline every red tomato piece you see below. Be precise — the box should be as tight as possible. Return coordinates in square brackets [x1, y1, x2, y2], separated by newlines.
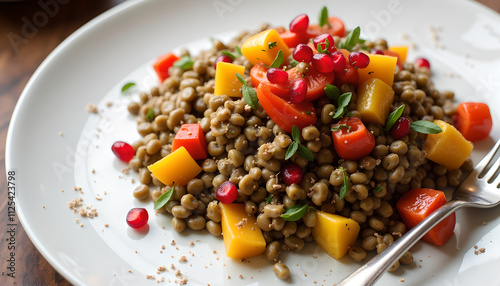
[256, 82, 317, 133]
[396, 188, 456, 246]
[153, 52, 179, 83]
[250, 64, 335, 101]
[331, 116, 375, 160]
[306, 17, 346, 38]
[454, 102, 493, 142]
[171, 123, 208, 160]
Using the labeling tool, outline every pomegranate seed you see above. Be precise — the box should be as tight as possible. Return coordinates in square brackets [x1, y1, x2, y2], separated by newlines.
[312, 53, 334, 73]
[330, 51, 346, 72]
[126, 208, 149, 229]
[289, 14, 309, 34]
[112, 141, 135, 163]
[415, 57, 430, 69]
[214, 55, 232, 69]
[349, 52, 370, 69]
[370, 49, 384, 55]
[289, 79, 307, 103]
[313, 33, 336, 53]
[216, 181, 239, 204]
[390, 117, 411, 139]
[267, 68, 289, 84]
[282, 163, 303, 185]
[293, 44, 313, 63]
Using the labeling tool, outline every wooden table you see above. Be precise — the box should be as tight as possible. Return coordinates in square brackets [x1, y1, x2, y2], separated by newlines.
[0, 1, 498, 284]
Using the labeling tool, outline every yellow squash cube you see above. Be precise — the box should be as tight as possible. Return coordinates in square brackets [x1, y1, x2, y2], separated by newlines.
[220, 203, 266, 259]
[241, 29, 291, 66]
[312, 211, 360, 259]
[214, 62, 245, 98]
[357, 54, 398, 87]
[423, 120, 473, 170]
[388, 46, 408, 63]
[356, 78, 395, 125]
[147, 146, 202, 186]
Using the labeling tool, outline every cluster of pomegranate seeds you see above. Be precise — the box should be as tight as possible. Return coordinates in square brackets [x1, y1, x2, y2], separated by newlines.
[370, 49, 384, 55]
[312, 53, 335, 73]
[293, 44, 313, 63]
[267, 67, 289, 84]
[214, 55, 232, 69]
[414, 57, 431, 69]
[349, 52, 370, 69]
[289, 78, 307, 103]
[111, 141, 135, 163]
[331, 51, 347, 72]
[289, 14, 309, 34]
[281, 163, 304, 185]
[216, 181, 239, 204]
[390, 117, 411, 139]
[126, 208, 149, 229]
[313, 33, 336, 53]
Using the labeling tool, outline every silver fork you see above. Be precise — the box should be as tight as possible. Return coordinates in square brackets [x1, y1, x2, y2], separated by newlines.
[338, 139, 500, 286]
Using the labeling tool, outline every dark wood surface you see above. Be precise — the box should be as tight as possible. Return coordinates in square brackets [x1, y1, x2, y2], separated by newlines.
[0, 1, 498, 285]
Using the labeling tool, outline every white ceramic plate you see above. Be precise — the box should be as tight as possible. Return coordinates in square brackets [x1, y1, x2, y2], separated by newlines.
[7, 0, 500, 285]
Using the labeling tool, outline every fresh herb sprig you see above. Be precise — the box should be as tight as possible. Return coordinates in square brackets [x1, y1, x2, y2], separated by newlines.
[285, 125, 314, 161]
[324, 84, 340, 101]
[281, 203, 309, 221]
[384, 104, 442, 134]
[173, 55, 194, 70]
[385, 104, 405, 130]
[316, 38, 331, 54]
[121, 82, 136, 93]
[154, 186, 174, 210]
[146, 107, 154, 121]
[339, 167, 350, 199]
[269, 50, 284, 68]
[235, 73, 259, 109]
[338, 26, 365, 52]
[319, 6, 330, 28]
[332, 92, 352, 119]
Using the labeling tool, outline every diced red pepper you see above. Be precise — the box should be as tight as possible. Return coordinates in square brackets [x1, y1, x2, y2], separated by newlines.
[331, 116, 375, 160]
[454, 102, 493, 142]
[153, 52, 179, 83]
[171, 124, 207, 160]
[396, 188, 456, 246]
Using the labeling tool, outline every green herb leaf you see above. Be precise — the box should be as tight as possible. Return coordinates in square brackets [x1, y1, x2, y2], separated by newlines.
[305, 111, 311, 114]
[291, 125, 301, 142]
[331, 124, 351, 132]
[285, 141, 298, 160]
[324, 84, 340, 101]
[289, 59, 300, 67]
[268, 41, 277, 49]
[298, 144, 314, 161]
[146, 107, 154, 121]
[173, 56, 194, 70]
[242, 85, 259, 109]
[319, 6, 330, 27]
[332, 92, 352, 119]
[221, 51, 236, 60]
[410, 120, 443, 134]
[154, 186, 174, 210]
[235, 46, 242, 56]
[374, 186, 383, 192]
[269, 50, 284, 68]
[281, 203, 308, 221]
[235, 72, 247, 85]
[316, 38, 330, 54]
[340, 26, 361, 52]
[266, 195, 273, 204]
[121, 82, 136, 93]
[385, 104, 405, 130]
[339, 167, 350, 199]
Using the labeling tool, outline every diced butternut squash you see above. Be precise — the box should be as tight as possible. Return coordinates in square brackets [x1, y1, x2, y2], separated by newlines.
[220, 203, 266, 258]
[423, 120, 473, 170]
[388, 46, 408, 63]
[241, 29, 291, 66]
[357, 54, 398, 87]
[147, 146, 202, 186]
[356, 78, 395, 125]
[214, 62, 245, 98]
[312, 211, 360, 259]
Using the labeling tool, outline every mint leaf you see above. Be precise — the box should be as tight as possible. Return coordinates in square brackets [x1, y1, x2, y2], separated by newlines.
[325, 84, 340, 100]
[121, 82, 136, 93]
[146, 107, 154, 121]
[285, 141, 298, 160]
[340, 27, 361, 52]
[410, 120, 443, 134]
[291, 125, 301, 142]
[154, 186, 174, 210]
[332, 92, 352, 119]
[385, 104, 405, 130]
[235, 46, 242, 56]
[339, 167, 350, 199]
[281, 203, 308, 221]
[173, 55, 194, 70]
[242, 85, 259, 109]
[298, 144, 314, 161]
[319, 6, 330, 27]
[269, 50, 284, 68]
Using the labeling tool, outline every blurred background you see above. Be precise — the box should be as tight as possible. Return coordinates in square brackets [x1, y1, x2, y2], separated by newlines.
[0, 0, 499, 285]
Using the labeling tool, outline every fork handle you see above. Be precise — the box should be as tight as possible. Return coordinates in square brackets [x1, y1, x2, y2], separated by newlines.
[337, 200, 466, 286]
